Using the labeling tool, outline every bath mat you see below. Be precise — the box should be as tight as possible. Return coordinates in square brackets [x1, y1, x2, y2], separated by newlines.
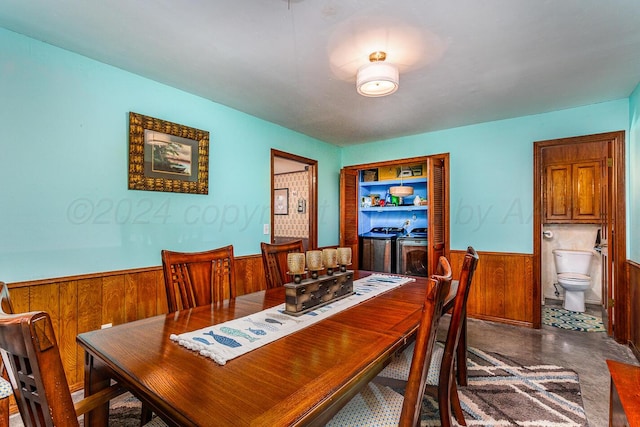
[408, 346, 588, 426]
[542, 306, 606, 332]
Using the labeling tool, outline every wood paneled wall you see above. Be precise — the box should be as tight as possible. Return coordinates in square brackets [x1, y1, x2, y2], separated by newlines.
[627, 260, 640, 360]
[451, 249, 534, 327]
[7, 254, 266, 392]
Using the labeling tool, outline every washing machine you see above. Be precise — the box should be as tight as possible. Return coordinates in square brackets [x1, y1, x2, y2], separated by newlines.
[359, 227, 405, 273]
[396, 227, 428, 276]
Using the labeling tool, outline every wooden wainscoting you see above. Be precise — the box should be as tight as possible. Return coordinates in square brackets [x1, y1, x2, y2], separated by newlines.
[627, 260, 640, 361]
[451, 249, 534, 327]
[6, 254, 265, 393]
[5, 249, 537, 407]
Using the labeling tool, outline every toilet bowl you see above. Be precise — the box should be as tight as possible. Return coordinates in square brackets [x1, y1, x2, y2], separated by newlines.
[552, 249, 594, 312]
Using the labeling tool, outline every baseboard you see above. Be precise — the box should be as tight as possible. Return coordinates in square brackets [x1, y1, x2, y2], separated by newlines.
[469, 314, 534, 329]
[630, 341, 640, 363]
[544, 296, 602, 306]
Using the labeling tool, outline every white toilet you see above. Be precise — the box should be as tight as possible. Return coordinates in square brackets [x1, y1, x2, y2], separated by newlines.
[552, 249, 594, 312]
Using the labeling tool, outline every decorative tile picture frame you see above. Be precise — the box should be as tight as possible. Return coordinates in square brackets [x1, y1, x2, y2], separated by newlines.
[128, 112, 209, 194]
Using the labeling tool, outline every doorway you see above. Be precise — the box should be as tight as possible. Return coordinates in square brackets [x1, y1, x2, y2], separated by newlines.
[533, 131, 626, 341]
[270, 149, 317, 250]
[339, 154, 449, 277]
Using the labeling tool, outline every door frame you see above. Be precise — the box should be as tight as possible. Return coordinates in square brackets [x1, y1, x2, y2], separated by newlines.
[270, 149, 318, 250]
[533, 131, 626, 341]
[340, 154, 450, 276]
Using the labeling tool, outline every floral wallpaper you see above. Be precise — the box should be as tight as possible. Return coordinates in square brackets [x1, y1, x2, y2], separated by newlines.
[274, 170, 309, 239]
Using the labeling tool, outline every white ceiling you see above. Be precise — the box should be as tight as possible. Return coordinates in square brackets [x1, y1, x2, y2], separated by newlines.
[1, 0, 640, 146]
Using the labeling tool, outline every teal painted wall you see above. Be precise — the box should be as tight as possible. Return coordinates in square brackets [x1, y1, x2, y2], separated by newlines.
[1, 26, 635, 282]
[342, 100, 629, 253]
[0, 28, 341, 282]
[629, 83, 640, 262]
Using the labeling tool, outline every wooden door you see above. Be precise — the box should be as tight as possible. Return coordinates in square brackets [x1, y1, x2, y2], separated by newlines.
[339, 168, 359, 269]
[545, 164, 572, 221]
[603, 145, 614, 334]
[572, 161, 601, 221]
[427, 155, 448, 276]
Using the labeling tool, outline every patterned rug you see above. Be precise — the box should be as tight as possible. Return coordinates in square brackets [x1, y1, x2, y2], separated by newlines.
[10, 393, 148, 427]
[404, 347, 588, 426]
[542, 306, 606, 332]
[12, 348, 586, 427]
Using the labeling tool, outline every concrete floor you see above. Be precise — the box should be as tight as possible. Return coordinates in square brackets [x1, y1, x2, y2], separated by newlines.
[9, 302, 637, 427]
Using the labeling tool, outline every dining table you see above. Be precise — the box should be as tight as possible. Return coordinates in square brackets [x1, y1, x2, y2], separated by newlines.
[77, 270, 464, 427]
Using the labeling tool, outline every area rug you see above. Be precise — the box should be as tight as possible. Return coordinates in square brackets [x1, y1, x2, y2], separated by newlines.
[13, 348, 587, 427]
[400, 346, 588, 426]
[543, 306, 606, 332]
[10, 393, 147, 427]
[97, 394, 147, 427]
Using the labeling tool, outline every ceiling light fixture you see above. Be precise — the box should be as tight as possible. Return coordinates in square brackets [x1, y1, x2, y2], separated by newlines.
[389, 184, 414, 197]
[389, 167, 414, 197]
[356, 51, 399, 97]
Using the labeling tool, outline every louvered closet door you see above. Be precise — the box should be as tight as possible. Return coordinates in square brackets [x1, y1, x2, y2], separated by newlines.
[339, 168, 359, 270]
[427, 157, 446, 276]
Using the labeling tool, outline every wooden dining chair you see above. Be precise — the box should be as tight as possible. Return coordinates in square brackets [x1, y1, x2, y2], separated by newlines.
[0, 309, 167, 427]
[260, 240, 304, 289]
[161, 245, 236, 312]
[0, 283, 13, 427]
[326, 257, 453, 426]
[376, 246, 479, 427]
[0, 283, 13, 318]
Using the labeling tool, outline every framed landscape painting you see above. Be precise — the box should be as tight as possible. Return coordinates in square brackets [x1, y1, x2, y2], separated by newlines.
[128, 112, 209, 194]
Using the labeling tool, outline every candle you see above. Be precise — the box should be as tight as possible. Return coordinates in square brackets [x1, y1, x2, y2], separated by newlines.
[337, 247, 352, 265]
[322, 248, 338, 275]
[287, 253, 306, 275]
[306, 250, 323, 279]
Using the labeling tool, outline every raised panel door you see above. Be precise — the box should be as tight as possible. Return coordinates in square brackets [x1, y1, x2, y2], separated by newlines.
[545, 164, 572, 222]
[572, 161, 601, 221]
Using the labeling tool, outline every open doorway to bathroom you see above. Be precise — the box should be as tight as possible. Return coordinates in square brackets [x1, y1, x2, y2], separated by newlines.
[270, 149, 317, 251]
[533, 131, 626, 341]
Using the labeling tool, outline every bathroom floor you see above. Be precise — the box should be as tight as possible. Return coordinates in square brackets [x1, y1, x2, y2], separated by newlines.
[545, 297, 605, 322]
[9, 303, 636, 426]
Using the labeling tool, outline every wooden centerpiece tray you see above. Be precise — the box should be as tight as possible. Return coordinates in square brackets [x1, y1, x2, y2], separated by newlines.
[284, 270, 354, 316]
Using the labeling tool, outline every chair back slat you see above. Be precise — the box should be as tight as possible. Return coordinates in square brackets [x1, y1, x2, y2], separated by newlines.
[399, 256, 453, 426]
[211, 256, 234, 302]
[162, 245, 236, 312]
[260, 240, 304, 289]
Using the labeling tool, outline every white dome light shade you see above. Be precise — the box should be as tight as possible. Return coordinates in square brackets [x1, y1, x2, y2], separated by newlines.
[357, 61, 399, 97]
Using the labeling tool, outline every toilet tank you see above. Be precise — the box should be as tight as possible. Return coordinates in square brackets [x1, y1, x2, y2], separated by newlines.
[552, 249, 594, 275]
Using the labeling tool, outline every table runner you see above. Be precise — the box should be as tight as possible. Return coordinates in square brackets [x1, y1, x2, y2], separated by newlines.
[170, 274, 415, 365]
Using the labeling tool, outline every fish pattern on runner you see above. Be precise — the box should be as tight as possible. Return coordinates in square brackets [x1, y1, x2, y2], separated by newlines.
[220, 326, 258, 342]
[204, 330, 242, 348]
